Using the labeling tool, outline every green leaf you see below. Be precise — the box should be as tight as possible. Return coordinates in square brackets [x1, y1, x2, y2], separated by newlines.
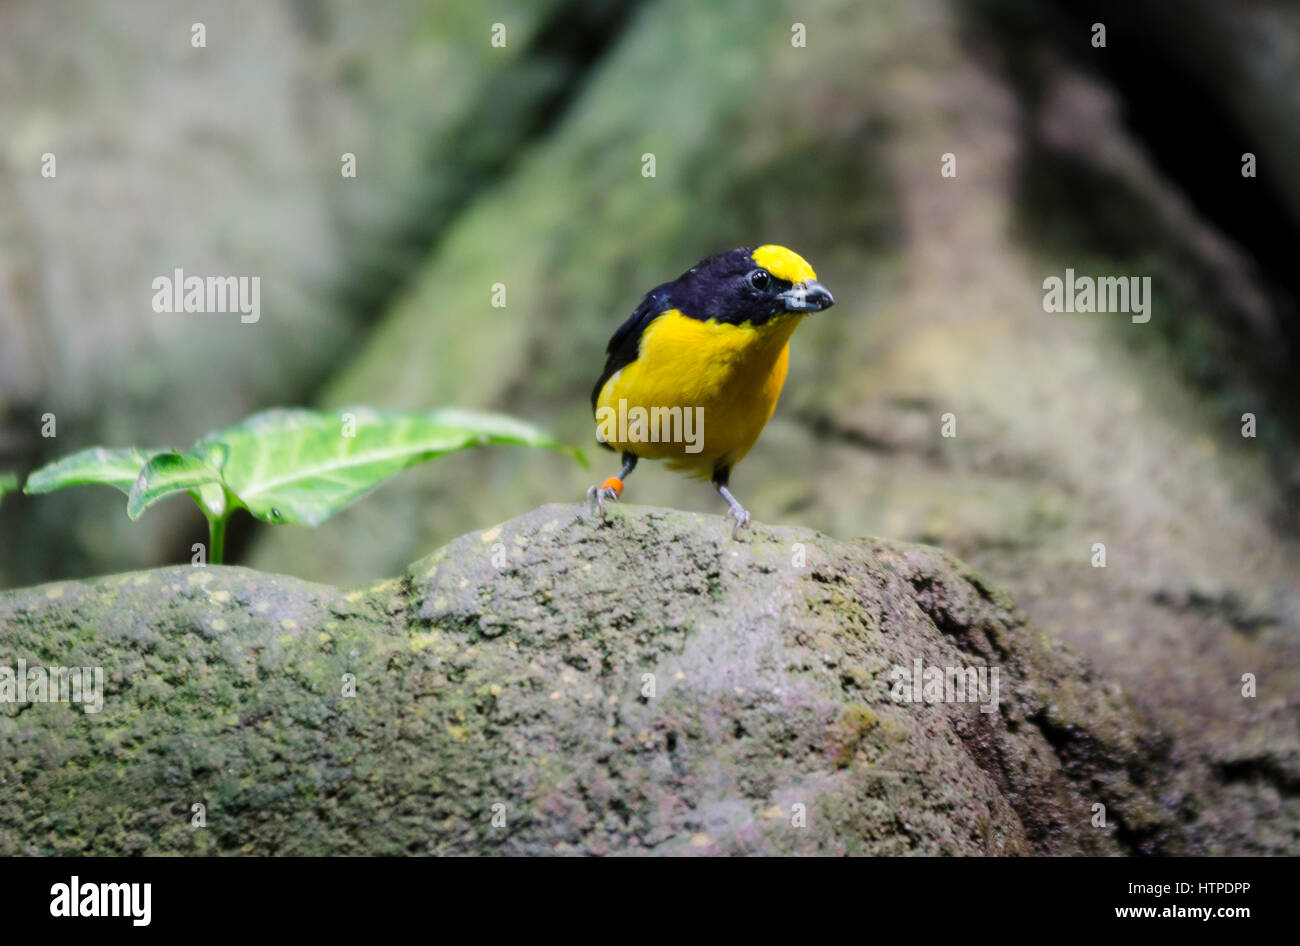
[127, 446, 226, 520]
[189, 482, 229, 520]
[23, 447, 168, 496]
[0, 471, 18, 506]
[21, 408, 582, 537]
[423, 408, 586, 467]
[195, 407, 580, 526]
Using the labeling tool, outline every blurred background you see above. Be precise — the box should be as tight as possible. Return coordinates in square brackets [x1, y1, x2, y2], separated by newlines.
[2, 0, 1299, 847]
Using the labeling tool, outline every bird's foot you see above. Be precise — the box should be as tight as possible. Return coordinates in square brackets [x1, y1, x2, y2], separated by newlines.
[713, 478, 751, 539]
[585, 477, 624, 520]
[728, 503, 751, 538]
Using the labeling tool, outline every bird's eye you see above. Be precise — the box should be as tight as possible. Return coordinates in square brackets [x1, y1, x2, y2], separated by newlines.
[747, 269, 771, 291]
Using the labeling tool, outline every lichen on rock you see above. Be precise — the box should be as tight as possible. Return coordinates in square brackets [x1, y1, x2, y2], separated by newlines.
[0, 504, 1235, 854]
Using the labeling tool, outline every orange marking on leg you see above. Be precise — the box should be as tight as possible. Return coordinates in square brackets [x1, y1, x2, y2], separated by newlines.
[601, 477, 624, 498]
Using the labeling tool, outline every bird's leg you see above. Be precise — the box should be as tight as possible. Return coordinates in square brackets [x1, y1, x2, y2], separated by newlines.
[712, 466, 751, 536]
[587, 452, 637, 519]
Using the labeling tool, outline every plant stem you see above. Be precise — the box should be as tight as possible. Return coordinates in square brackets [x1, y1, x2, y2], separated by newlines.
[209, 513, 227, 565]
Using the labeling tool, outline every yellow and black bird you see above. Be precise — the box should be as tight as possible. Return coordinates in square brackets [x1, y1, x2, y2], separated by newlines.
[587, 245, 834, 531]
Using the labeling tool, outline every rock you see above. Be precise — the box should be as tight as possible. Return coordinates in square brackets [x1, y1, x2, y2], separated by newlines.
[0, 504, 1217, 855]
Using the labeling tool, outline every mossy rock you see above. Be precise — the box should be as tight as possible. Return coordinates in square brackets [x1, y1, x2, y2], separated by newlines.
[1, 504, 1208, 855]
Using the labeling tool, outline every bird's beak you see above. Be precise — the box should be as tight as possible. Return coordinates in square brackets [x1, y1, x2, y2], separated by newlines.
[778, 279, 835, 313]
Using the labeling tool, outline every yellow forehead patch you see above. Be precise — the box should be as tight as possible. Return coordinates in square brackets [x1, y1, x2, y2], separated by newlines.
[752, 245, 816, 284]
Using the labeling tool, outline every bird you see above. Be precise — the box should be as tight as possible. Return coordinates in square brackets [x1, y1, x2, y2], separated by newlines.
[587, 244, 834, 532]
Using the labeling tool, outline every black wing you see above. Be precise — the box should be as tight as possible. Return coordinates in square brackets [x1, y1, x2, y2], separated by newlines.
[590, 284, 672, 417]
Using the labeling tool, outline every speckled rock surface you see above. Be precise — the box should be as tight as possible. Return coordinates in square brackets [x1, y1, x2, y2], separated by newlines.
[0, 504, 1244, 855]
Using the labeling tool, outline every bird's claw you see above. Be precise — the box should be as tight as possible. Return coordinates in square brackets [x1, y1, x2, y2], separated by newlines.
[729, 505, 751, 538]
[586, 481, 622, 520]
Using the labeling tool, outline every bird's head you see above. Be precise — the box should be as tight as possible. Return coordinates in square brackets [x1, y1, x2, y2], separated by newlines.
[667, 245, 834, 326]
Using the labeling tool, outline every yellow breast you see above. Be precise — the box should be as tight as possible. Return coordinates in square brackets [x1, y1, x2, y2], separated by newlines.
[595, 309, 802, 476]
